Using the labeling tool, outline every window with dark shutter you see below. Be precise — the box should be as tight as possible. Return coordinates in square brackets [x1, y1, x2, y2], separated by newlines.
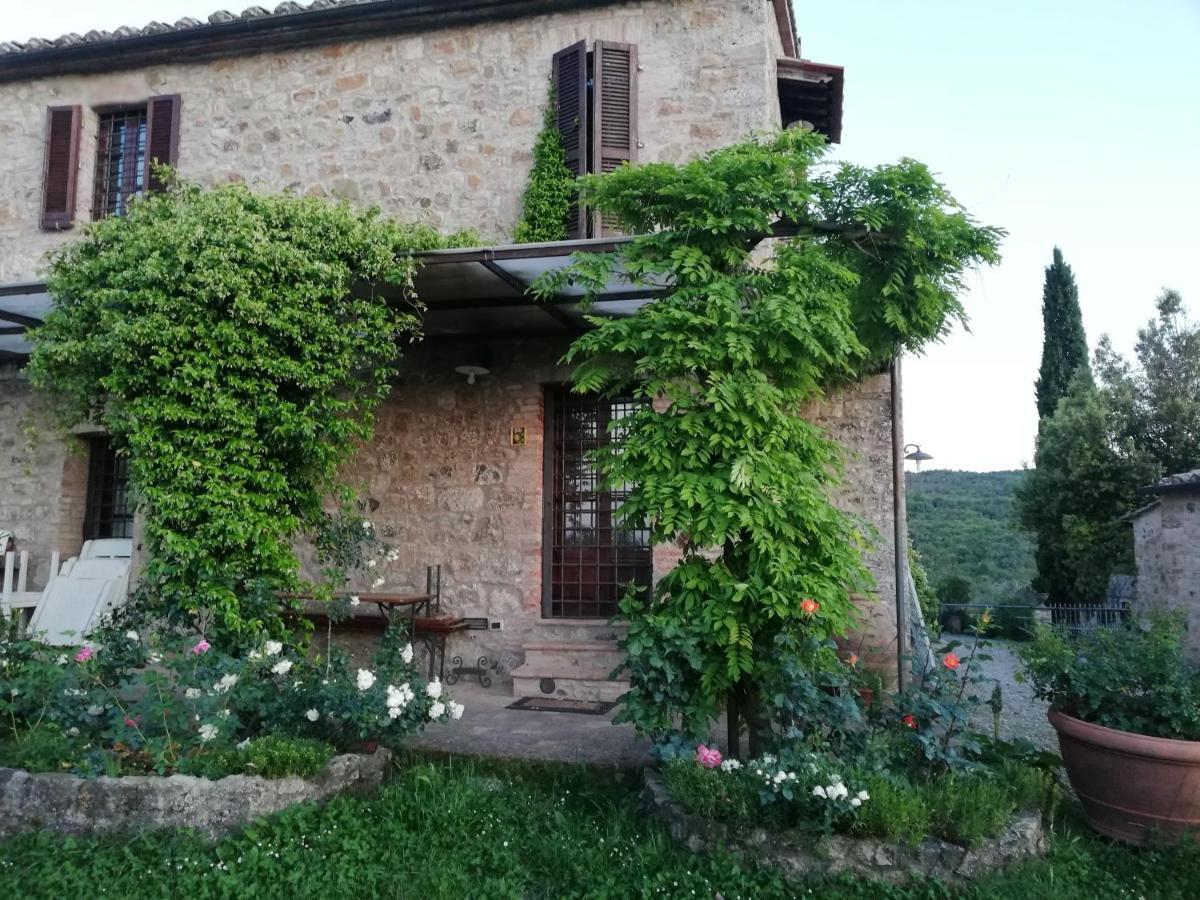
[83, 438, 133, 541]
[40, 105, 82, 231]
[552, 41, 589, 240]
[144, 94, 181, 193]
[550, 41, 638, 239]
[591, 41, 638, 237]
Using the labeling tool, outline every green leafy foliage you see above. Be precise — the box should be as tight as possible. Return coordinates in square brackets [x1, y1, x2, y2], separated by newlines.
[1035, 247, 1090, 422]
[1, 755, 1198, 899]
[907, 470, 1036, 608]
[534, 129, 1001, 743]
[27, 179, 474, 640]
[512, 87, 574, 243]
[1019, 613, 1200, 739]
[908, 538, 939, 627]
[1018, 290, 1200, 602]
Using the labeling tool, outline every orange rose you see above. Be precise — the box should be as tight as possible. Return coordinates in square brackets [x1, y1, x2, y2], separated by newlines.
[943, 652, 961, 671]
[800, 598, 819, 616]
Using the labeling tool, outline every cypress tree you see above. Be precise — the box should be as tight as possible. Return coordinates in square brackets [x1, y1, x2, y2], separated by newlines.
[1035, 248, 1090, 422]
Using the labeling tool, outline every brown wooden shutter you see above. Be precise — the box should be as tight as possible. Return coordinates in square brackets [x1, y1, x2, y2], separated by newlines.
[552, 41, 588, 240]
[591, 41, 638, 237]
[144, 94, 181, 193]
[40, 105, 82, 231]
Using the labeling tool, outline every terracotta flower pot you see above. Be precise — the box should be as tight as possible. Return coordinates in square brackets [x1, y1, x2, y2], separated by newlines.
[1048, 708, 1200, 845]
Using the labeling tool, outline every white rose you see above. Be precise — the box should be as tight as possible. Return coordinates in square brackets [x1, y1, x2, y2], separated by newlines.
[448, 701, 464, 720]
[388, 706, 403, 719]
[218, 709, 231, 719]
[857, 790, 870, 802]
[356, 669, 376, 691]
[67, 727, 80, 737]
[271, 660, 293, 677]
[401, 643, 414, 665]
[372, 577, 385, 588]
[812, 785, 827, 799]
[87, 705, 104, 717]
[125, 630, 139, 642]
[56, 655, 68, 665]
[198, 723, 219, 742]
[362, 521, 373, 532]
[850, 798, 862, 808]
[305, 708, 319, 722]
[428, 701, 446, 719]
[185, 688, 202, 700]
[214, 673, 239, 693]
[349, 596, 361, 607]
[425, 679, 442, 699]
[367, 559, 376, 568]
[264, 640, 283, 657]
[248, 649, 263, 662]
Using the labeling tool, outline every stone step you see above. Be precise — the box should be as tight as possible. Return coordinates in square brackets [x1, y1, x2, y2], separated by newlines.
[510, 661, 628, 703]
[522, 640, 626, 671]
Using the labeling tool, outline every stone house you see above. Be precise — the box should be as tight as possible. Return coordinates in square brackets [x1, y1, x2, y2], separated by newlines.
[0, 0, 907, 697]
[1131, 471, 1200, 664]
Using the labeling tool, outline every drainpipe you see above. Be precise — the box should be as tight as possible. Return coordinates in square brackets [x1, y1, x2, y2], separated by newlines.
[890, 358, 908, 691]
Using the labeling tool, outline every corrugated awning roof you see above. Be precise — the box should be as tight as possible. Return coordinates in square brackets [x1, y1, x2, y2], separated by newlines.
[0, 236, 669, 361]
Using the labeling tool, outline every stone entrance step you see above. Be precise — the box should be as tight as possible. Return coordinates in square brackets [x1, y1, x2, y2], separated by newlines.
[511, 640, 628, 703]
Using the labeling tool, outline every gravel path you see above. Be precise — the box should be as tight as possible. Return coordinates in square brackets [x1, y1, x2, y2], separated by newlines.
[933, 637, 1057, 751]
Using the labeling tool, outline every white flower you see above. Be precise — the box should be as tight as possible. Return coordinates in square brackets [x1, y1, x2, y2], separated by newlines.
[367, 559, 376, 569]
[857, 790, 870, 802]
[264, 640, 283, 657]
[87, 705, 104, 717]
[218, 709, 231, 719]
[198, 723, 219, 742]
[356, 669, 377, 691]
[425, 679, 443, 699]
[388, 705, 403, 719]
[271, 659, 293, 677]
[148, 652, 162, 664]
[56, 654, 68, 665]
[64, 688, 85, 697]
[349, 595, 361, 607]
[372, 577, 385, 588]
[237, 738, 251, 751]
[305, 708, 319, 722]
[719, 759, 742, 772]
[214, 673, 239, 693]
[362, 520, 373, 532]
[850, 797, 862, 808]
[386, 549, 399, 562]
[185, 688, 202, 700]
[448, 700, 464, 720]
[812, 785, 827, 798]
[125, 630, 139, 642]
[401, 643, 414, 665]
[428, 701, 446, 719]
[773, 772, 787, 784]
[248, 649, 263, 661]
[66, 727, 80, 737]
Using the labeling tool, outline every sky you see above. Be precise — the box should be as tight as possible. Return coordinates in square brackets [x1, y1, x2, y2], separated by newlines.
[4, 1, 1199, 471]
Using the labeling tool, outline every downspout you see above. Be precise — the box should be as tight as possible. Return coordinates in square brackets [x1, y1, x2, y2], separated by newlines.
[890, 357, 908, 691]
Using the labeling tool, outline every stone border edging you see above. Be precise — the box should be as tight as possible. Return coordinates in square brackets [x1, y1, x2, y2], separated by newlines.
[0, 748, 392, 840]
[641, 770, 1046, 885]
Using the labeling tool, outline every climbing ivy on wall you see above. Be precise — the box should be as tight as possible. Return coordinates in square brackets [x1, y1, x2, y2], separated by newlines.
[536, 129, 1002, 751]
[512, 86, 574, 243]
[29, 179, 475, 641]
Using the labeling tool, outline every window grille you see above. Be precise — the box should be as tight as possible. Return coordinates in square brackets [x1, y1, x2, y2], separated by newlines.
[83, 438, 133, 540]
[93, 108, 147, 219]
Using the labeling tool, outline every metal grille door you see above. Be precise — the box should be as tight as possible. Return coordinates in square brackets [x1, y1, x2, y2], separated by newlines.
[544, 386, 651, 618]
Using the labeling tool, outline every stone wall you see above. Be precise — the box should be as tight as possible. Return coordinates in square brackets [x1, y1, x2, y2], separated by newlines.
[0, 0, 785, 282]
[0, 365, 89, 589]
[1133, 487, 1200, 664]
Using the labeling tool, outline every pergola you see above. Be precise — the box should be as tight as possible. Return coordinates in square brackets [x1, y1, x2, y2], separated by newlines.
[0, 237, 672, 362]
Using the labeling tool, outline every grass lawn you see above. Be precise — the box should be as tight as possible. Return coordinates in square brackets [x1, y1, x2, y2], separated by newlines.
[2, 754, 1197, 899]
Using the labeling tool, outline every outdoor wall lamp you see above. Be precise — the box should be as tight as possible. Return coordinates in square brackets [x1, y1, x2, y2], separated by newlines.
[903, 443, 933, 468]
[454, 348, 492, 385]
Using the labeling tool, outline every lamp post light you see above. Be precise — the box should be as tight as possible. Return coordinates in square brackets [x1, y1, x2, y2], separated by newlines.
[903, 443, 933, 470]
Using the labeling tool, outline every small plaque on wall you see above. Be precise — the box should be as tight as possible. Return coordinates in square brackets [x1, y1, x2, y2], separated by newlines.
[510, 426, 526, 446]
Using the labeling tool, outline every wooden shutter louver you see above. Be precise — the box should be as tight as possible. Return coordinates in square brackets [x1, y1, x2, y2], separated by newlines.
[144, 94, 181, 193]
[40, 105, 82, 230]
[552, 41, 588, 240]
[591, 41, 638, 238]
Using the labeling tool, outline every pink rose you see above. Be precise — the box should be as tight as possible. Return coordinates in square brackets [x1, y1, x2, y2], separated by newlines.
[192, 639, 211, 656]
[696, 743, 723, 769]
[74, 645, 94, 663]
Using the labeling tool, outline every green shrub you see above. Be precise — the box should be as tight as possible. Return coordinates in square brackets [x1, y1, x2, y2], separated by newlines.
[512, 86, 574, 243]
[851, 773, 931, 844]
[926, 775, 1015, 846]
[244, 736, 335, 779]
[0, 727, 83, 774]
[661, 758, 762, 826]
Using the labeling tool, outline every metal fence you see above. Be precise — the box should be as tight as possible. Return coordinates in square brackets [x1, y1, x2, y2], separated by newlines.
[1043, 602, 1130, 632]
[936, 601, 1130, 639]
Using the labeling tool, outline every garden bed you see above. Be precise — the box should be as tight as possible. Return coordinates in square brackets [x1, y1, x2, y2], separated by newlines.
[0, 748, 391, 840]
[642, 770, 1047, 885]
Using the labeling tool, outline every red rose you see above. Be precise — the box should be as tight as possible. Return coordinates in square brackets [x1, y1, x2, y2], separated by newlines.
[902, 714, 918, 729]
[942, 652, 961, 671]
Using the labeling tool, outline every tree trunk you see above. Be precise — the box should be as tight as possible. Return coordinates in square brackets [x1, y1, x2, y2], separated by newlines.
[726, 688, 741, 759]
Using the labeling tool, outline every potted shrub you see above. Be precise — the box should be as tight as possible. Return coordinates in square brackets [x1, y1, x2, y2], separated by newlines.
[1021, 613, 1200, 845]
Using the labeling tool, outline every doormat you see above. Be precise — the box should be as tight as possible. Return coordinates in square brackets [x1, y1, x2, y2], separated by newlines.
[507, 697, 616, 716]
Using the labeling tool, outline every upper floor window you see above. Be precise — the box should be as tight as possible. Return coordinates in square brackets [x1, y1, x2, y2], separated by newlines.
[39, 94, 180, 231]
[93, 108, 148, 219]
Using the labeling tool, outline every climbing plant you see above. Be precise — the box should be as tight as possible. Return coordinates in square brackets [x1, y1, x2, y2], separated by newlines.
[512, 86, 574, 243]
[29, 178, 475, 642]
[536, 129, 1001, 752]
